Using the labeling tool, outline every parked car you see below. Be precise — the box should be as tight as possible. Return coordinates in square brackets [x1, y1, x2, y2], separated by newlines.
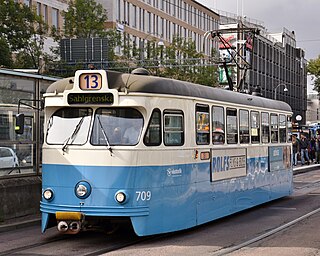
[0, 147, 19, 170]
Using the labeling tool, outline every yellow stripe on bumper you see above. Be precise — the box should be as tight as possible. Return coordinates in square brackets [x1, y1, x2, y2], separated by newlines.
[56, 212, 84, 221]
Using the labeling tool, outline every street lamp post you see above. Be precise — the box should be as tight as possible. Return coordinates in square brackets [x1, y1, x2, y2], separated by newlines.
[274, 83, 288, 100]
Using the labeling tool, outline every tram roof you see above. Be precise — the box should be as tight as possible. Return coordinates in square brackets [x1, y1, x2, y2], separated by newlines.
[47, 70, 292, 112]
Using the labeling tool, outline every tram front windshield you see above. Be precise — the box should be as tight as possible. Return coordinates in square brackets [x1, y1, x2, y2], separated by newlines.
[46, 108, 92, 145]
[91, 108, 143, 146]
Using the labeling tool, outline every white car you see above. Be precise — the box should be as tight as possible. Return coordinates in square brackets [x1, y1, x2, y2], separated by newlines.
[0, 147, 19, 169]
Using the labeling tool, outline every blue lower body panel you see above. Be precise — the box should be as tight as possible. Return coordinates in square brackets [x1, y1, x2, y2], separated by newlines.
[41, 160, 292, 236]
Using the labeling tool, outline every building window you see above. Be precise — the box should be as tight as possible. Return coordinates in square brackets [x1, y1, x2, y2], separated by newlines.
[43, 5, 48, 24]
[36, 2, 41, 16]
[52, 8, 59, 28]
[146, 12, 151, 33]
[172, 0, 176, 16]
[117, 0, 121, 21]
[139, 8, 144, 31]
[24, 0, 31, 7]
[127, 2, 130, 26]
[132, 5, 137, 28]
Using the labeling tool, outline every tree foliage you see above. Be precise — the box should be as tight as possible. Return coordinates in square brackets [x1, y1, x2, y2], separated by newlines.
[49, 0, 121, 72]
[62, 0, 108, 38]
[0, 0, 35, 51]
[307, 56, 320, 94]
[0, 0, 49, 70]
[143, 36, 219, 87]
[0, 37, 13, 68]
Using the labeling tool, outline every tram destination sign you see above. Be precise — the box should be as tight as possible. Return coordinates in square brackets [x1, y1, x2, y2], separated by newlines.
[68, 93, 114, 105]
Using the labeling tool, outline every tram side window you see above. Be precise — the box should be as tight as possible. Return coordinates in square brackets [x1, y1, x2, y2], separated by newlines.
[251, 111, 260, 143]
[164, 110, 184, 146]
[212, 106, 225, 144]
[261, 112, 270, 143]
[226, 108, 238, 144]
[279, 114, 286, 143]
[287, 115, 292, 142]
[144, 109, 161, 146]
[196, 104, 210, 145]
[270, 114, 278, 143]
[239, 109, 249, 144]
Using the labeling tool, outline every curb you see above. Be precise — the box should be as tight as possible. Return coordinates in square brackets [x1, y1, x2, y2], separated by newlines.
[0, 217, 41, 233]
[293, 164, 320, 175]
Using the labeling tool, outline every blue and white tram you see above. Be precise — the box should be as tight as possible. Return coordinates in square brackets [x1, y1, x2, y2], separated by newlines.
[40, 69, 293, 236]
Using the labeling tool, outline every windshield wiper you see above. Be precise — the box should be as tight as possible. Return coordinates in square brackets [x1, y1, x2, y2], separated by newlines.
[62, 116, 85, 152]
[97, 116, 113, 156]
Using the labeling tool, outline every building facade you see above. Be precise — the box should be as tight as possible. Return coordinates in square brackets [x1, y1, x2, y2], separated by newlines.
[99, 0, 220, 57]
[251, 28, 307, 124]
[218, 12, 308, 124]
[19, 0, 68, 53]
[306, 93, 320, 124]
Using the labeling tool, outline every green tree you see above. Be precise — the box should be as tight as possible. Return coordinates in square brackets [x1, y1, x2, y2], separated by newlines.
[160, 36, 219, 87]
[62, 0, 108, 38]
[50, 0, 121, 76]
[0, 38, 13, 68]
[0, 0, 34, 51]
[307, 56, 320, 94]
[0, 0, 49, 70]
[14, 22, 50, 70]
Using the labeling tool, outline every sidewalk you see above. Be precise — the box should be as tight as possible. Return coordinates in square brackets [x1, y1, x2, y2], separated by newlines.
[292, 162, 320, 174]
[0, 163, 319, 233]
[0, 213, 41, 233]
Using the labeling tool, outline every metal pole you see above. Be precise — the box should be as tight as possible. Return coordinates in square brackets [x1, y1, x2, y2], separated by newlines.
[274, 85, 278, 100]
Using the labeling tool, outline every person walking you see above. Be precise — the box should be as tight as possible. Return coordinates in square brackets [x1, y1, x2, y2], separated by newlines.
[315, 135, 320, 164]
[309, 137, 316, 163]
[292, 135, 299, 166]
[299, 135, 310, 165]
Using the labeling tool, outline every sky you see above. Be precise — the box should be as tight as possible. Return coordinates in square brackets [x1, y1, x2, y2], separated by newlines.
[197, 0, 320, 92]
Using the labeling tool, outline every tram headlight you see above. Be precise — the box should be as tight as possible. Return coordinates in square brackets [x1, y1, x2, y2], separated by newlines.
[75, 181, 91, 199]
[115, 191, 127, 204]
[43, 189, 54, 201]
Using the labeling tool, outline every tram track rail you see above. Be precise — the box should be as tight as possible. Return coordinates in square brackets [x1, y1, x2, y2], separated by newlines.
[210, 206, 320, 256]
[0, 230, 170, 256]
[209, 169, 320, 255]
[0, 235, 67, 256]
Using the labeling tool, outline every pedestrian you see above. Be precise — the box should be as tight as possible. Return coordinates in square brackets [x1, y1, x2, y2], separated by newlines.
[309, 137, 316, 163]
[299, 134, 310, 165]
[315, 135, 320, 164]
[292, 135, 299, 166]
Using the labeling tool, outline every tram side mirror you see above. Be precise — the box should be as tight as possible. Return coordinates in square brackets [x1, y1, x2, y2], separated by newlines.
[15, 113, 25, 134]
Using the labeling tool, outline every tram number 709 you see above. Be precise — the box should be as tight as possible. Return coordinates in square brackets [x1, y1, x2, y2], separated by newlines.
[136, 191, 152, 201]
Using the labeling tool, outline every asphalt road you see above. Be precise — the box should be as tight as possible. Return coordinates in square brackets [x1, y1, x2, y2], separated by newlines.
[0, 167, 319, 256]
